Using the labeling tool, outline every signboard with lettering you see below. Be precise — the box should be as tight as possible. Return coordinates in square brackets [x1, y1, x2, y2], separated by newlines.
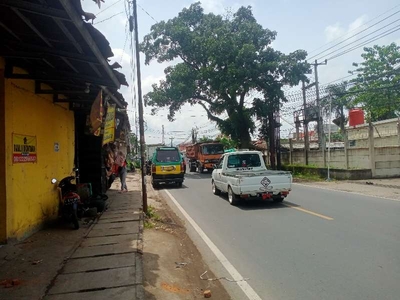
[102, 104, 116, 146]
[13, 134, 37, 163]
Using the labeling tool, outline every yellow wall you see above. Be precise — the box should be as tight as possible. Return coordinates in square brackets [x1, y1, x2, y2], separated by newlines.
[3, 61, 75, 240]
[0, 58, 6, 243]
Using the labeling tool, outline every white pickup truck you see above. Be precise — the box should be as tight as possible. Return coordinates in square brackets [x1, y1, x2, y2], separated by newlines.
[211, 150, 292, 205]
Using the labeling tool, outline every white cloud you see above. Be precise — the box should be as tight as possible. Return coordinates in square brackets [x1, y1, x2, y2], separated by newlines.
[325, 23, 346, 42]
[190, 0, 255, 15]
[142, 74, 165, 94]
[324, 15, 368, 43]
[111, 48, 131, 67]
[201, 0, 225, 13]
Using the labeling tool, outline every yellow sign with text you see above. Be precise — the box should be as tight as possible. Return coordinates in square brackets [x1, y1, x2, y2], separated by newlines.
[13, 134, 37, 163]
[102, 105, 116, 145]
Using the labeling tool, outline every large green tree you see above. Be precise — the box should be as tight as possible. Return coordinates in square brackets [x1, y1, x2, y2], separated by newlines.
[141, 3, 309, 147]
[350, 43, 400, 121]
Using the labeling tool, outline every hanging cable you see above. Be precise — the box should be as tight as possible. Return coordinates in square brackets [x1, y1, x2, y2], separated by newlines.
[315, 20, 400, 61]
[96, 0, 124, 16]
[326, 25, 400, 61]
[307, 3, 400, 55]
[309, 11, 400, 60]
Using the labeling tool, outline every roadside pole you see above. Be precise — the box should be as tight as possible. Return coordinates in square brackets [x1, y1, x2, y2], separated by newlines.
[132, 0, 147, 213]
[312, 59, 327, 166]
[327, 94, 332, 181]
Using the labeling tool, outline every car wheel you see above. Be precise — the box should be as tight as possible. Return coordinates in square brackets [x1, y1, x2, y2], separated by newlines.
[212, 180, 221, 195]
[177, 182, 183, 188]
[190, 165, 196, 172]
[228, 187, 239, 206]
[152, 183, 159, 189]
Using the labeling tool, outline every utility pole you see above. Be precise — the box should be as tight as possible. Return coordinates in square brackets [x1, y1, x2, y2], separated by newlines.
[327, 93, 332, 181]
[161, 125, 165, 145]
[312, 59, 327, 165]
[169, 137, 174, 147]
[302, 80, 309, 165]
[132, 0, 147, 213]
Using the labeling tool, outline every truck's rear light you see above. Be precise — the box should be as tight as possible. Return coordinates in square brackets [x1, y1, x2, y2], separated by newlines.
[262, 193, 272, 200]
[282, 191, 289, 196]
[241, 194, 249, 198]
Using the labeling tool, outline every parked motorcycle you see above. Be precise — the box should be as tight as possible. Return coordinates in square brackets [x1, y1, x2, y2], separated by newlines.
[145, 160, 152, 175]
[52, 176, 80, 230]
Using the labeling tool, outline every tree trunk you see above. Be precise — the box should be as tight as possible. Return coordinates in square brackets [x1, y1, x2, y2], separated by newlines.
[236, 122, 252, 148]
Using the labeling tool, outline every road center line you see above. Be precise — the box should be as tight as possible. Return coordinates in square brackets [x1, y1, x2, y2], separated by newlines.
[164, 190, 263, 300]
[284, 204, 334, 221]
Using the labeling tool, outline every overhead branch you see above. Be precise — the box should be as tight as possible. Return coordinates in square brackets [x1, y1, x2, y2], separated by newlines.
[194, 94, 213, 105]
[198, 102, 224, 123]
[179, 54, 200, 71]
[221, 92, 233, 103]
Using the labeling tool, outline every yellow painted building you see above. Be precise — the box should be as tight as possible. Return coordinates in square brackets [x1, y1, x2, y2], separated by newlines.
[0, 58, 75, 242]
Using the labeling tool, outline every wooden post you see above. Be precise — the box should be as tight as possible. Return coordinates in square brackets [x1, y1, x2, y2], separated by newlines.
[368, 122, 376, 177]
[289, 138, 293, 165]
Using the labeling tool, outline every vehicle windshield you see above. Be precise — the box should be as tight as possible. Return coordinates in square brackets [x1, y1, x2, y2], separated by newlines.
[202, 144, 224, 155]
[227, 154, 262, 168]
[156, 149, 180, 162]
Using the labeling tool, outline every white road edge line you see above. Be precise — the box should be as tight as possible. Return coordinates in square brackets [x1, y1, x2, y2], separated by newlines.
[293, 183, 400, 202]
[164, 190, 263, 300]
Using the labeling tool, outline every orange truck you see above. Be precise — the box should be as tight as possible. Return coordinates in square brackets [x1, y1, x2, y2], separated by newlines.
[185, 142, 224, 173]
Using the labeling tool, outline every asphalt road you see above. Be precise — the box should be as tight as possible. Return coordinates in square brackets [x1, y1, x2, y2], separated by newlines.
[163, 172, 400, 300]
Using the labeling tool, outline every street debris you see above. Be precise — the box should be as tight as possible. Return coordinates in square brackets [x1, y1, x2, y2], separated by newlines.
[32, 259, 43, 265]
[175, 262, 188, 268]
[204, 289, 212, 298]
[161, 282, 190, 294]
[200, 270, 249, 282]
[1, 279, 21, 288]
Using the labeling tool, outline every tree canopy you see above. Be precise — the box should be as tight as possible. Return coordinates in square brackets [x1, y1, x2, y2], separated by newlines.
[141, 2, 309, 147]
[321, 81, 352, 132]
[349, 43, 400, 121]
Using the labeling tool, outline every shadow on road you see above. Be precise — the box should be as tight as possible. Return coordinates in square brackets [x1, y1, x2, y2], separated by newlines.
[184, 172, 212, 180]
[211, 194, 300, 210]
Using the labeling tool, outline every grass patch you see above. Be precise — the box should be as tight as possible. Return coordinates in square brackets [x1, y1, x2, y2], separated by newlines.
[292, 172, 324, 182]
[144, 205, 161, 229]
[144, 220, 155, 229]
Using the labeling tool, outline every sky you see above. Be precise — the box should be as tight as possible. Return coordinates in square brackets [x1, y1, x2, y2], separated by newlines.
[82, 0, 400, 144]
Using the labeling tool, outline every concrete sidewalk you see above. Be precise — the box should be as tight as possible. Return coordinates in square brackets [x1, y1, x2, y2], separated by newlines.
[44, 174, 144, 300]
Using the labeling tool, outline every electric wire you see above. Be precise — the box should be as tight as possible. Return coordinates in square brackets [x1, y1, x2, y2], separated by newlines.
[309, 10, 400, 60]
[307, 3, 400, 55]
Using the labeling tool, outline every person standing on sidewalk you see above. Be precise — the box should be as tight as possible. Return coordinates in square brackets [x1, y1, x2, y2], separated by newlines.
[115, 151, 128, 193]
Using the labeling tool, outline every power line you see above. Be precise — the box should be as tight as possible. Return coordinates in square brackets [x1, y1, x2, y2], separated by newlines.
[96, 0, 124, 16]
[309, 10, 400, 60]
[119, 20, 129, 64]
[327, 25, 400, 61]
[94, 11, 125, 24]
[307, 3, 400, 55]
[316, 20, 400, 61]
[137, 3, 158, 23]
